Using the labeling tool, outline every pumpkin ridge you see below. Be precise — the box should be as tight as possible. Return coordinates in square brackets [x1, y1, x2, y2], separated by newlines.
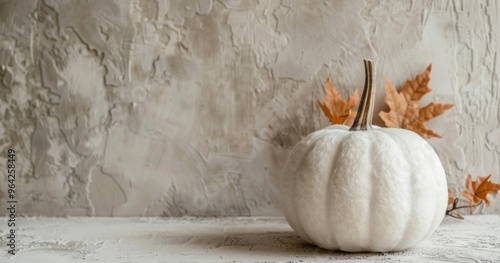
[382, 130, 414, 250]
[291, 144, 323, 242]
[282, 131, 331, 243]
[364, 132, 413, 251]
[292, 132, 343, 245]
[325, 134, 345, 249]
[421, 143, 447, 240]
[333, 132, 375, 250]
[365, 131, 390, 250]
[364, 133, 376, 250]
[401, 140, 415, 250]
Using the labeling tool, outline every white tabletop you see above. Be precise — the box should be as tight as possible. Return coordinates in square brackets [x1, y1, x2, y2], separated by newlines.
[1, 215, 499, 262]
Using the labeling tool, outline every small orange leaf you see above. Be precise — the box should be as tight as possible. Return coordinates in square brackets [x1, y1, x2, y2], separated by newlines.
[379, 65, 453, 138]
[448, 188, 455, 205]
[318, 79, 359, 126]
[461, 174, 500, 207]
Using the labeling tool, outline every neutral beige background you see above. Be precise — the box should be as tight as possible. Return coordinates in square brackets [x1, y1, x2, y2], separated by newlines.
[0, 0, 499, 216]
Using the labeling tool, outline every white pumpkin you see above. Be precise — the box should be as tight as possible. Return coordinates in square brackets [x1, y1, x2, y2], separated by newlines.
[280, 60, 448, 252]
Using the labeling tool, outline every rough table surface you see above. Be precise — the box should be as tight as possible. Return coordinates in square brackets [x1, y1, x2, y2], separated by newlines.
[0, 215, 499, 262]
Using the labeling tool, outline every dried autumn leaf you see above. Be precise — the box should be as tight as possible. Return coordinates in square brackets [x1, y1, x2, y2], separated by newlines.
[379, 65, 453, 138]
[448, 188, 455, 205]
[318, 79, 359, 126]
[461, 174, 500, 207]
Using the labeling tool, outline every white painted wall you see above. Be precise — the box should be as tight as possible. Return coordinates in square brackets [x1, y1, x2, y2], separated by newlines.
[0, 0, 498, 216]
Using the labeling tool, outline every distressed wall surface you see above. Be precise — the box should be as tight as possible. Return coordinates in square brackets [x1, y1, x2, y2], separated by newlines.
[0, 0, 499, 216]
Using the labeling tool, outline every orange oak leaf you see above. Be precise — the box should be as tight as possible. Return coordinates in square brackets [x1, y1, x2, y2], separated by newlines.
[448, 188, 455, 205]
[461, 174, 500, 207]
[318, 79, 359, 126]
[379, 65, 453, 138]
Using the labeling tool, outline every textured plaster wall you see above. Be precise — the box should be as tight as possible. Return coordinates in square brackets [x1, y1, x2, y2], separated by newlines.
[0, 0, 499, 216]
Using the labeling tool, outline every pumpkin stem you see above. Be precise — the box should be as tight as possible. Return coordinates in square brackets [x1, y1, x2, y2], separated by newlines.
[349, 59, 375, 131]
